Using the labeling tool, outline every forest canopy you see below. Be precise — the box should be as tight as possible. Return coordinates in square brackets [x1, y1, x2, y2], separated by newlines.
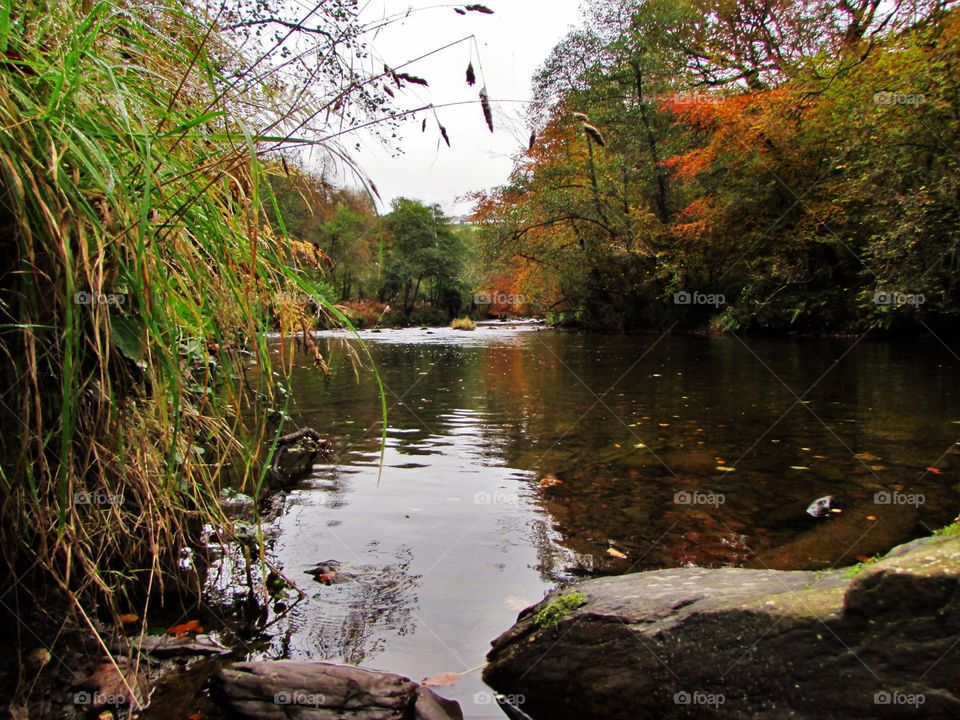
[472, 0, 960, 333]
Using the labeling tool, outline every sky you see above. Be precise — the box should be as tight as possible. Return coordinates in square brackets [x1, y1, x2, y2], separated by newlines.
[338, 0, 584, 216]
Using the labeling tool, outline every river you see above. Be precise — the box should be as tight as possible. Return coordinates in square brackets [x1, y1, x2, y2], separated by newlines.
[214, 322, 960, 718]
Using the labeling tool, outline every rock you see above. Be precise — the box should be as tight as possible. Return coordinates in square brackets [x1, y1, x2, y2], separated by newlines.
[484, 535, 960, 719]
[752, 499, 919, 569]
[805, 494, 837, 517]
[72, 661, 150, 712]
[125, 633, 231, 658]
[306, 560, 353, 585]
[212, 660, 463, 719]
[269, 428, 333, 484]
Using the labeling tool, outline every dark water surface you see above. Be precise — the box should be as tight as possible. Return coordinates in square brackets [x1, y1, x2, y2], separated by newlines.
[230, 323, 960, 717]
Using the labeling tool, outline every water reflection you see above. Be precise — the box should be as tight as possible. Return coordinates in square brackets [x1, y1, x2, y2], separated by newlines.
[249, 324, 960, 717]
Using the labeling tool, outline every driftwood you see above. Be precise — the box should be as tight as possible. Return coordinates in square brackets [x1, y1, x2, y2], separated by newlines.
[268, 427, 333, 484]
[212, 660, 463, 719]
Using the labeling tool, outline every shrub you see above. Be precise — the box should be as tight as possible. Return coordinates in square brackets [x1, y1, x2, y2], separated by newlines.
[451, 316, 477, 330]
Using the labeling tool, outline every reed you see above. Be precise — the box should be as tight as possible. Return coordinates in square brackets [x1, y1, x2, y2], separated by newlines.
[0, 0, 384, 621]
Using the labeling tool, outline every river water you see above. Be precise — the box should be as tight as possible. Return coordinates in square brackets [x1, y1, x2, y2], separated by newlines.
[229, 322, 960, 718]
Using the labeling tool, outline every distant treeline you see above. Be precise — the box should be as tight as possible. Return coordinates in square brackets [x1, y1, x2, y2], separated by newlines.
[268, 169, 481, 325]
[473, 0, 960, 334]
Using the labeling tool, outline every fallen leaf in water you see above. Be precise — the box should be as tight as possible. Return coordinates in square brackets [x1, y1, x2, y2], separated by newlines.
[855, 555, 872, 563]
[790, 466, 810, 471]
[188, 713, 203, 720]
[168, 619, 203, 638]
[716, 459, 726, 464]
[854, 452, 879, 462]
[869, 465, 886, 472]
[422, 672, 461, 687]
[607, 548, 628, 559]
[659, 423, 670, 427]
[926, 467, 942, 474]
[830, 508, 843, 513]
[716, 466, 735, 472]
[119, 613, 139, 625]
[539, 475, 562, 488]
[866, 515, 878, 521]
[634, 442, 646, 449]
[614, 443, 621, 448]
[813, 455, 828, 460]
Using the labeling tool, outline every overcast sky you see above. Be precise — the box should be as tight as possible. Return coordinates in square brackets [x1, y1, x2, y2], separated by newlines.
[337, 0, 584, 216]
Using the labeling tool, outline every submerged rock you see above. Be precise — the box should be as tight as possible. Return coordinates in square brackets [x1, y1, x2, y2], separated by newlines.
[212, 660, 463, 719]
[125, 633, 231, 658]
[484, 535, 960, 719]
[805, 494, 837, 517]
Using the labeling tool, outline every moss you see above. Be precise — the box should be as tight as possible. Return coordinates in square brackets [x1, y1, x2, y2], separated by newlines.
[534, 592, 587, 629]
[841, 554, 882, 579]
[932, 521, 960, 538]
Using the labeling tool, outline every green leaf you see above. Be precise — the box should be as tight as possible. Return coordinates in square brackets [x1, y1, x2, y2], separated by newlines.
[110, 314, 144, 362]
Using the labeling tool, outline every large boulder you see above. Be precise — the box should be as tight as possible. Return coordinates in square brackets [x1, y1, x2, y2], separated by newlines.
[484, 535, 960, 719]
[212, 660, 462, 719]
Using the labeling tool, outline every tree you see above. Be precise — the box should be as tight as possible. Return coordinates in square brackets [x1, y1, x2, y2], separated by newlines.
[382, 199, 466, 317]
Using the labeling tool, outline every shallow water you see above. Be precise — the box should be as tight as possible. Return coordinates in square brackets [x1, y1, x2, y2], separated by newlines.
[215, 323, 960, 718]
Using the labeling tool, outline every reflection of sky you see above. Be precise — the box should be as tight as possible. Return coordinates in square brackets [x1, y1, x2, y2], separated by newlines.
[252, 388, 576, 718]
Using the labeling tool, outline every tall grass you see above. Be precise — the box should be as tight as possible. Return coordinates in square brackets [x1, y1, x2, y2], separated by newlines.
[0, 0, 381, 623]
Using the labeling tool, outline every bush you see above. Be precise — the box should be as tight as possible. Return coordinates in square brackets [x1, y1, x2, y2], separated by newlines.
[451, 316, 477, 330]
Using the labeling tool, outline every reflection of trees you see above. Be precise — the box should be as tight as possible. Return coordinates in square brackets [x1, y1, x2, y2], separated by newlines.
[271, 334, 960, 581]
[307, 545, 420, 666]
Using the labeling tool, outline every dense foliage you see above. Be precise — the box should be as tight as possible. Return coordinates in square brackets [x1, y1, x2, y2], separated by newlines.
[0, 0, 401, 619]
[267, 169, 478, 325]
[473, 0, 960, 333]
